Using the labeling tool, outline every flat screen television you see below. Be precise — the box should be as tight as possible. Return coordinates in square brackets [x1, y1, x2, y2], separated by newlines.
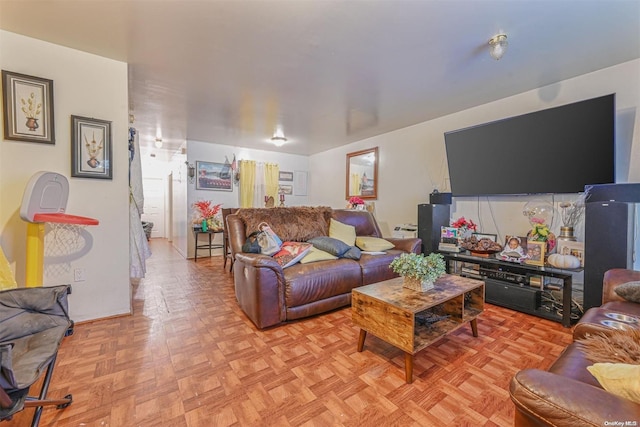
[444, 94, 615, 196]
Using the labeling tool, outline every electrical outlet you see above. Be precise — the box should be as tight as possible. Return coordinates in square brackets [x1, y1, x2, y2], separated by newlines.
[74, 268, 86, 282]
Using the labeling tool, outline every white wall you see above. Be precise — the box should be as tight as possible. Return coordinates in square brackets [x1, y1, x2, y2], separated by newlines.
[0, 31, 131, 322]
[183, 140, 309, 258]
[309, 59, 640, 245]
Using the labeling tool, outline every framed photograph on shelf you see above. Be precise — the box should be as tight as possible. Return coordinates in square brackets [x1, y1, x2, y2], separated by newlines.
[279, 171, 294, 181]
[196, 161, 233, 191]
[525, 241, 546, 266]
[71, 115, 112, 179]
[500, 235, 528, 261]
[440, 227, 459, 244]
[2, 70, 55, 144]
[557, 241, 585, 267]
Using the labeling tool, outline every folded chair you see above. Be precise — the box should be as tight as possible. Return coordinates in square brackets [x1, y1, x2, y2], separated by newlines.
[0, 285, 73, 426]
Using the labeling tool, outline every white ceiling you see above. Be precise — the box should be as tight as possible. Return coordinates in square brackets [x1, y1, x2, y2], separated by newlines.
[1, 0, 639, 159]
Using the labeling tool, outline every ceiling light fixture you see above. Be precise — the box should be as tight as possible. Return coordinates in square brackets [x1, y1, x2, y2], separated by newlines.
[271, 127, 288, 147]
[154, 137, 163, 148]
[488, 34, 508, 60]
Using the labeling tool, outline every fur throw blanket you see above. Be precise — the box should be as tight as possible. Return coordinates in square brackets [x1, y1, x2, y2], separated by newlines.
[577, 328, 640, 365]
[236, 206, 333, 242]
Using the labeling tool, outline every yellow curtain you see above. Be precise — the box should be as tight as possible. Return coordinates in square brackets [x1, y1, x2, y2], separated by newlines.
[350, 173, 361, 196]
[264, 163, 280, 201]
[239, 160, 256, 208]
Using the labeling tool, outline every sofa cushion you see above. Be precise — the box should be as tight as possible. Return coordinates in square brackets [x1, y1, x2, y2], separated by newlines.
[282, 259, 362, 308]
[329, 219, 357, 246]
[614, 281, 640, 303]
[300, 247, 337, 264]
[236, 206, 333, 242]
[308, 236, 351, 257]
[587, 363, 640, 403]
[355, 236, 395, 252]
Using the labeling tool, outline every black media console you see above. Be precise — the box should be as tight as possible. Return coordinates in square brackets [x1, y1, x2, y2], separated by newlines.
[441, 252, 579, 327]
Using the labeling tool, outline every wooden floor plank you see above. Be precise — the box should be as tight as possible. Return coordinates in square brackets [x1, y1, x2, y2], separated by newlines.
[8, 239, 573, 426]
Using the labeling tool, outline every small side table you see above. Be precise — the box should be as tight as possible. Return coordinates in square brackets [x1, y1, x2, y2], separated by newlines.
[192, 228, 223, 261]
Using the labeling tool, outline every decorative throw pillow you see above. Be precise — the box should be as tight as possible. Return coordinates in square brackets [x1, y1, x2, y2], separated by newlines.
[308, 236, 351, 257]
[587, 363, 640, 403]
[329, 219, 356, 246]
[342, 246, 362, 260]
[300, 247, 337, 264]
[355, 236, 395, 252]
[614, 281, 640, 303]
[273, 242, 312, 268]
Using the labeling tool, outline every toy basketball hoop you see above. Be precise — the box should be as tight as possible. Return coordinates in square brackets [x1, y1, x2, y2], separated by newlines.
[20, 172, 99, 286]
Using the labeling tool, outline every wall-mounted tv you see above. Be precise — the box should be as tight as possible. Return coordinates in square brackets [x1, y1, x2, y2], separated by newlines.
[444, 94, 615, 196]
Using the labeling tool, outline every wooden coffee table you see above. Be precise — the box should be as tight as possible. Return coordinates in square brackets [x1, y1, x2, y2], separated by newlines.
[352, 274, 484, 383]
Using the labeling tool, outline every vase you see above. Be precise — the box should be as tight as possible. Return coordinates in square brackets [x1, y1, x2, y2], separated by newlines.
[25, 117, 38, 131]
[201, 219, 208, 232]
[402, 276, 434, 292]
[558, 226, 577, 242]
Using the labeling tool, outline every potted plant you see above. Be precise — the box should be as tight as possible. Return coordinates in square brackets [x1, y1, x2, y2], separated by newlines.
[389, 252, 446, 292]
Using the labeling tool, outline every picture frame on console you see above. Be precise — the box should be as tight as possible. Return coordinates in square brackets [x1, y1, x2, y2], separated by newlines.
[500, 235, 528, 261]
[557, 241, 585, 267]
[525, 241, 545, 266]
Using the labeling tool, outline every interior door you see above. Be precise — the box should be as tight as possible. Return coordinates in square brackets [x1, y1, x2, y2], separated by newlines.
[141, 177, 165, 238]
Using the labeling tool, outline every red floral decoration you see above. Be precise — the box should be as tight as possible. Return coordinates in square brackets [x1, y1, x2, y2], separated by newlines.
[192, 200, 222, 219]
[348, 196, 365, 205]
[451, 217, 477, 232]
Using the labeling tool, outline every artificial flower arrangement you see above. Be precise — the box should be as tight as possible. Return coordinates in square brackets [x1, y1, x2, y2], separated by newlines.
[192, 200, 223, 230]
[347, 196, 366, 210]
[451, 217, 477, 238]
[527, 217, 557, 253]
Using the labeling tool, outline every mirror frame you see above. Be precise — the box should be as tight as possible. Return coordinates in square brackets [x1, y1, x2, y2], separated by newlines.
[346, 147, 378, 200]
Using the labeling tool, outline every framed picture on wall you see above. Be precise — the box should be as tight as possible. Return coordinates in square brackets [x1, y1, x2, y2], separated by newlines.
[279, 171, 294, 181]
[2, 70, 55, 144]
[71, 115, 112, 179]
[278, 184, 293, 195]
[196, 161, 233, 191]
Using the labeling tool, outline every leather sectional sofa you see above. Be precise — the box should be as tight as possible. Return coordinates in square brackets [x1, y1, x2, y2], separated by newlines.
[226, 206, 421, 329]
[509, 268, 640, 426]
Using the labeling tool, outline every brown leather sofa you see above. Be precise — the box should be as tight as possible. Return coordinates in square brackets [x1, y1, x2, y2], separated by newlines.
[226, 207, 421, 329]
[509, 268, 640, 426]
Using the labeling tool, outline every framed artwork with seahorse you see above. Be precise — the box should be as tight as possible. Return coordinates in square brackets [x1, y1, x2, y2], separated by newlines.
[2, 70, 55, 144]
[71, 115, 112, 179]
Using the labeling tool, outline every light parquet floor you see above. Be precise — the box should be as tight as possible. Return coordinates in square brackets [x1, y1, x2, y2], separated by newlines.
[9, 239, 573, 427]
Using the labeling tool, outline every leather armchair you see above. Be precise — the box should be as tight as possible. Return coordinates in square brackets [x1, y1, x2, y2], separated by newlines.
[509, 269, 640, 426]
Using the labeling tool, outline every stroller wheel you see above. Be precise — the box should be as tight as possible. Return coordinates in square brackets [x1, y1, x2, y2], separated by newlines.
[57, 394, 72, 409]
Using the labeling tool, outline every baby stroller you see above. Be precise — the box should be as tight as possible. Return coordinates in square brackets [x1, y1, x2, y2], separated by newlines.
[0, 285, 73, 426]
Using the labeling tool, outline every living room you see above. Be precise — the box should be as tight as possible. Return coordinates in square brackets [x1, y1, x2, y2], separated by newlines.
[1, 1, 640, 424]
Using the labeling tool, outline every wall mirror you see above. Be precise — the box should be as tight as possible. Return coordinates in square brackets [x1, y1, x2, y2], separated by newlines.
[346, 147, 378, 200]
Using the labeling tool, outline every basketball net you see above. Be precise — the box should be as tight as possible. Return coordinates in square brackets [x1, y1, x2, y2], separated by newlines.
[44, 222, 87, 278]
